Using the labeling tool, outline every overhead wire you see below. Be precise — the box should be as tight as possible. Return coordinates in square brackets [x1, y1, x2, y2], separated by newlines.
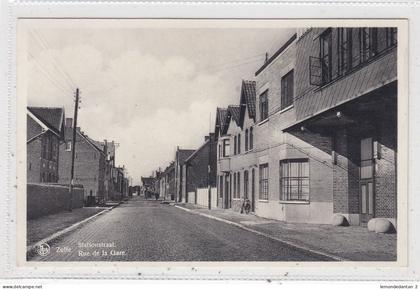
[29, 30, 76, 92]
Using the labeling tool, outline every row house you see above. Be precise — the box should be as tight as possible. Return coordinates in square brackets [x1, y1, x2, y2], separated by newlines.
[183, 133, 217, 208]
[215, 27, 397, 229]
[58, 118, 107, 203]
[27, 107, 65, 183]
[27, 107, 127, 205]
[216, 79, 258, 213]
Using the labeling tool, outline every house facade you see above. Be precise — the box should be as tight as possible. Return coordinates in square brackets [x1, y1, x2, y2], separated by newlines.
[27, 107, 65, 183]
[174, 148, 196, 203]
[216, 80, 259, 213]
[283, 27, 397, 227]
[183, 133, 217, 207]
[58, 118, 107, 203]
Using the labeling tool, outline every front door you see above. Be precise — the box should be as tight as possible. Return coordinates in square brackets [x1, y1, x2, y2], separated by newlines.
[360, 137, 375, 224]
[224, 173, 231, 209]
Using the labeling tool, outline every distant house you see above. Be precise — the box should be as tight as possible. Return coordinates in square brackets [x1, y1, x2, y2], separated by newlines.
[58, 118, 107, 203]
[174, 148, 196, 203]
[183, 133, 217, 208]
[27, 107, 65, 183]
[141, 176, 155, 198]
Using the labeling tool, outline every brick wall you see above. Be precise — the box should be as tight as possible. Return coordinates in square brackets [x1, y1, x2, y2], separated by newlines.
[375, 117, 397, 218]
[333, 128, 360, 214]
[58, 129, 102, 200]
[27, 183, 84, 219]
[27, 139, 41, 183]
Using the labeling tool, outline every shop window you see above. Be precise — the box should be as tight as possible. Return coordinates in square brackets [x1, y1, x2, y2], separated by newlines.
[280, 159, 309, 201]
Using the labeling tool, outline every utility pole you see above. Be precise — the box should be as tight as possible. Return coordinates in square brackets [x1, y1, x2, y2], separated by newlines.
[69, 88, 80, 212]
[207, 113, 212, 210]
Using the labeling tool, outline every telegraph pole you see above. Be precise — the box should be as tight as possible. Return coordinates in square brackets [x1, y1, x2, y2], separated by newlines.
[69, 88, 80, 212]
[207, 113, 212, 210]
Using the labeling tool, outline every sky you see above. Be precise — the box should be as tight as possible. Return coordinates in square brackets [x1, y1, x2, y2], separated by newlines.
[24, 20, 295, 184]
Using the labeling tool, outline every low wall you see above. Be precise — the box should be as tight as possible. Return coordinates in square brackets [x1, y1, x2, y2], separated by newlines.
[196, 187, 217, 209]
[27, 183, 84, 220]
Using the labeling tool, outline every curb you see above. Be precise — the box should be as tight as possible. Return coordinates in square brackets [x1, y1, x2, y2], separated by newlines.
[174, 205, 347, 261]
[27, 205, 116, 258]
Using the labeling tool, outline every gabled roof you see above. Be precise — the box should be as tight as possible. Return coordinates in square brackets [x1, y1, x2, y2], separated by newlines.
[27, 106, 65, 139]
[221, 105, 241, 135]
[228, 105, 241, 126]
[177, 149, 196, 165]
[215, 107, 228, 137]
[240, 80, 257, 122]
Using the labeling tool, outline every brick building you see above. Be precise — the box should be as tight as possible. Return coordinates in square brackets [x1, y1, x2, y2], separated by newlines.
[174, 148, 196, 203]
[183, 133, 217, 207]
[58, 118, 107, 203]
[283, 27, 397, 227]
[27, 107, 65, 183]
[163, 162, 175, 200]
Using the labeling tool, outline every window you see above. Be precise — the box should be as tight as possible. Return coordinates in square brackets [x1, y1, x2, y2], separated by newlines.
[234, 136, 237, 155]
[244, 170, 249, 199]
[360, 138, 373, 179]
[280, 159, 309, 201]
[233, 173, 237, 198]
[259, 164, 269, 200]
[219, 176, 224, 197]
[238, 134, 241, 154]
[222, 139, 230, 157]
[245, 129, 249, 151]
[237, 171, 241, 199]
[320, 29, 332, 84]
[360, 28, 378, 62]
[281, 70, 294, 109]
[259, 90, 268, 121]
[337, 28, 353, 75]
[218, 144, 221, 158]
[249, 127, 253, 150]
[65, 141, 72, 151]
[312, 28, 397, 87]
[386, 27, 397, 47]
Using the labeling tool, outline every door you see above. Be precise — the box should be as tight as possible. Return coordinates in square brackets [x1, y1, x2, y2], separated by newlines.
[224, 173, 231, 209]
[251, 168, 255, 212]
[360, 137, 375, 224]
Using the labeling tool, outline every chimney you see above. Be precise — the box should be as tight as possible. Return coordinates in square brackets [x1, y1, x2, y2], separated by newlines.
[65, 118, 73, 128]
[205, 135, 210, 142]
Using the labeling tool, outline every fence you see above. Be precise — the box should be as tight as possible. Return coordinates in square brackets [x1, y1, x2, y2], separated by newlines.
[27, 183, 84, 219]
[196, 187, 217, 209]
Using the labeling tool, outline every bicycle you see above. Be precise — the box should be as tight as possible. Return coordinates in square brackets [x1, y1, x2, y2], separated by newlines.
[240, 198, 251, 214]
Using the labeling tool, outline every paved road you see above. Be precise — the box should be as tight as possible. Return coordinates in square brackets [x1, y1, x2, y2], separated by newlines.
[30, 197, 332, 261]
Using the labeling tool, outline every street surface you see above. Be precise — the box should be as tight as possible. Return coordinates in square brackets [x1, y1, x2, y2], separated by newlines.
[30, 197, 332, 261]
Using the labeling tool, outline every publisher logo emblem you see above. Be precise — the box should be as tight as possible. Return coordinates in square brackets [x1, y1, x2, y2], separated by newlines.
[36, 243, 50, 256]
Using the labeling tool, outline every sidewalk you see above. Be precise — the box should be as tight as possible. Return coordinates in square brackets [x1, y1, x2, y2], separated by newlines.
[27, 207, 105, 246]
[174, 203, 397, 261]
